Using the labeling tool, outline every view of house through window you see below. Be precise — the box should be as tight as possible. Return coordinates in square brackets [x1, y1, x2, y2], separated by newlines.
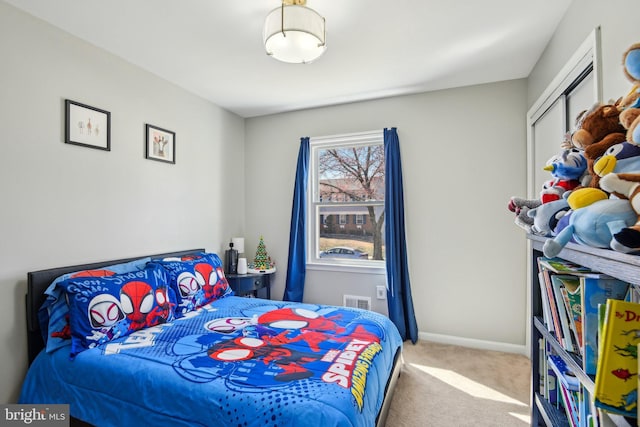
[310, 131, 385, 265]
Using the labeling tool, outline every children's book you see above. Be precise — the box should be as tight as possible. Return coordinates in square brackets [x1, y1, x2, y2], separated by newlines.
[581, 276, 630, 375]
[539, 272, 555, 334]
[548, 354, 580, 391]
[559, 381, 580, 427]
[558, 275, 583, 351]
[551, 274, 578, 353]
[538, 257, 596, 276]
[538, 258, 566, 346]
[537, 257, 605, 352]
[593, 299, 639, 418]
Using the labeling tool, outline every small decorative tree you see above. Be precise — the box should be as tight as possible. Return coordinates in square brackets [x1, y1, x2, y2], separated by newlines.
[248, 236, 276, 273]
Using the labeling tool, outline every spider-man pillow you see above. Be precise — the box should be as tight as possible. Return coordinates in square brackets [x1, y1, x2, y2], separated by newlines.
[149, 252, 232, 317]
[61, 264, 176, 358]
[38, 257, 152, 354]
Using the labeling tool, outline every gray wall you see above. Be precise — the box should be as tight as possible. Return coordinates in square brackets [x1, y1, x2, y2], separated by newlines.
[0, 3, 245, 403]
[4, 0, 637, 408]
[245, 80, 529, 352]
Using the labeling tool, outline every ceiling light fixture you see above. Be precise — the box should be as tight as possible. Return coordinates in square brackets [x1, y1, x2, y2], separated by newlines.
[263, 0, 326, 64]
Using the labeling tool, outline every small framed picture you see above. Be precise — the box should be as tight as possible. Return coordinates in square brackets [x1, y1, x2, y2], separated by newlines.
[65, 100, 111, 151]
[145, 124, 175, 164]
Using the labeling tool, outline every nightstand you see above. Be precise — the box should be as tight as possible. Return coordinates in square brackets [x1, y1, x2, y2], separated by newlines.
[225, 272, 273, 299]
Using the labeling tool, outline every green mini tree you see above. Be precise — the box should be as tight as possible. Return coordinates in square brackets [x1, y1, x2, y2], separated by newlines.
[253, 236, 273, 271]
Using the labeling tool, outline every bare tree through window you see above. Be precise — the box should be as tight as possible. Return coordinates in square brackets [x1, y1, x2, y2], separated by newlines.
[317, 144, 385, 260]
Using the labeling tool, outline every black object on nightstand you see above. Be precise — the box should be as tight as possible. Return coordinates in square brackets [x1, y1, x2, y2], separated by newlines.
[225, 272, 273, 299]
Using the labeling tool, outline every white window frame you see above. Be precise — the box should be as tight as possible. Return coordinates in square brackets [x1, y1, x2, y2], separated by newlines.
[307, 130, 386, 274]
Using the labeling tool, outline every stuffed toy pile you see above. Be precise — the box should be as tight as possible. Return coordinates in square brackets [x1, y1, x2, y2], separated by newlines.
[509, 41, 640, 257]
[508, 144, 586, 233]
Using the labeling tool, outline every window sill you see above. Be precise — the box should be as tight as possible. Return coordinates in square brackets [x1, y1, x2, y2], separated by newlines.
[306, 261, 386, 275]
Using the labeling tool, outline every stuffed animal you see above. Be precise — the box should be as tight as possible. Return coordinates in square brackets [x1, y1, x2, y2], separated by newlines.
[549, 187, 608, 238]
[508, 148, 586, 231]
[526, 193, 571, 236]
[542, 198, 638, 257]
[593, 141, 640, 177]
[566, 187, 609, 208]
[508, 197, 541, 233]
[587, 141, 640, 252]
[598, 173, 640, 251]
[619, 43, 640, 146]
[540, 147, 587, 202]
[571, 102, 627, 189]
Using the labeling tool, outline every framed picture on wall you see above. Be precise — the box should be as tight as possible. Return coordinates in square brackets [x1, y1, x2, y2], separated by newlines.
[65, 99, 111, 151]
[145, 124, 175, 164]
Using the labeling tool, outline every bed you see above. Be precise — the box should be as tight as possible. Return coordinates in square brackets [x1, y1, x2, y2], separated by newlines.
[21, 249, 403, 427]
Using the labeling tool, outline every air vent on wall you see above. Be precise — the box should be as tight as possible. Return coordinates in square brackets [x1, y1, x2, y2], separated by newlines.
[343, 295, 371, 311]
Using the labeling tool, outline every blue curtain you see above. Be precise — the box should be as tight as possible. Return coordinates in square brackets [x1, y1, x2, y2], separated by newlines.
[283, 137, 310, 302]
[384, 128, 418, 343]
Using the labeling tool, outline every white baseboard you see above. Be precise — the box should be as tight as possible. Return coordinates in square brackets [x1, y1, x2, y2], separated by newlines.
[418, 331, 528, 357]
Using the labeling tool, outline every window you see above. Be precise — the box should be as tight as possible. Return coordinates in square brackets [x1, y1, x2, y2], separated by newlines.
[308, 130, 385, 269]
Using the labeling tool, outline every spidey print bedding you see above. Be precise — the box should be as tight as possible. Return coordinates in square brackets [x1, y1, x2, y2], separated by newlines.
[20, 296, 402, 427]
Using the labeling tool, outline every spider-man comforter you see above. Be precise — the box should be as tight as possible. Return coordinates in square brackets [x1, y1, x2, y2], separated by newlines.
[20, 296, 403, 427]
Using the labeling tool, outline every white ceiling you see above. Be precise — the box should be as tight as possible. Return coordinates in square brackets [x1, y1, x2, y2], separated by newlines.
[5, 0, 572, 118]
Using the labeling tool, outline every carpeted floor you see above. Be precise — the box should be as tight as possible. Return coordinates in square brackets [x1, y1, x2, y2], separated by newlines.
[386, 340, 532, 426]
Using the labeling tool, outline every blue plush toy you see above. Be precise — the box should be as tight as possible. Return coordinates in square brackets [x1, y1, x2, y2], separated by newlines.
[527, 194, 571, 237]
[593, 141, 640, 176]
[508, 147, 587, 232]
[542, 198, 638, 257]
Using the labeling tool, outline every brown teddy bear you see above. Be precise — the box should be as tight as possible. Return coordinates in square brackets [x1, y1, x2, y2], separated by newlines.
[571, 101, 627, 189]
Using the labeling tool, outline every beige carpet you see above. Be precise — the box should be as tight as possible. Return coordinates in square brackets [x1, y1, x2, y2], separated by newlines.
[386, 340, 532, 426]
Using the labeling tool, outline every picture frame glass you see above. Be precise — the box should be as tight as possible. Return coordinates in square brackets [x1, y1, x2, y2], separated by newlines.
[146, 125, 175, 163]
[66, 101, 110, 150]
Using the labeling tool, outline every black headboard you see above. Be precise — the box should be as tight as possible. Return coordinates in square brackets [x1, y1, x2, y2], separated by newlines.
[26, 248, 205, 364]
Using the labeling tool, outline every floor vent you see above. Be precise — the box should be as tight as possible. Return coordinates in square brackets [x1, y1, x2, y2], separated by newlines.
[343, 295, 371, 311]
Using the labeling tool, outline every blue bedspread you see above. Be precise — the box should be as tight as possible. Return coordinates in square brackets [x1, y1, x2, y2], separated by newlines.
[21, 296, 402, 427]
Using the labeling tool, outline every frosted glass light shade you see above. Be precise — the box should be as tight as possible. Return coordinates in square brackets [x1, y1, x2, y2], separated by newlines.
[232, 237, 245, 254]
[263, 5, 326, 64]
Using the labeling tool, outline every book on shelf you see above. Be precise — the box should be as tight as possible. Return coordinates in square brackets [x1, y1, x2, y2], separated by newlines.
[594, 299, 639, 418]
[537, 257, 590, 353]
[551, 274, 580, 353]
[559, 275, 584, 351]
[538, 258, 568, 347]
[547, 362, 559, 405]
[549, 354, 580, 391]
[538, 257, 597, 276]
[548, 354, 589, 426]
[559, 382, 580, 427]
[581, 276, 630, 376]
[539, 271, 555, 334]
[540, 338, 558, 404]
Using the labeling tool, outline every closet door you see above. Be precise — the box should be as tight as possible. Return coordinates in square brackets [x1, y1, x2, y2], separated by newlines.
[527, 29, 601, 198]
[531, 98, 565, 195]
[567, 71, 595, 126]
